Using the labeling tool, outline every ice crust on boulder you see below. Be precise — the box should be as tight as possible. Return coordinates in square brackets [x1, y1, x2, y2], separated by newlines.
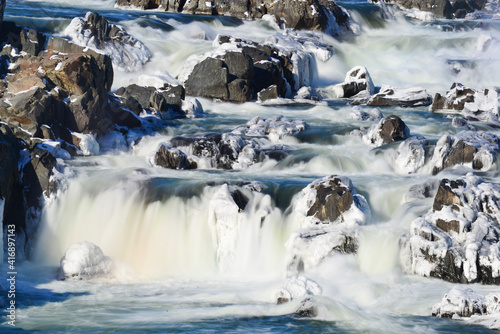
[232, 115, 306, 141]
[64, 12, 151, 72]
[275, 275, 322, 304]
[367, 85, 432, 107]
[58, 241, 113, 280]
[400, 174, 500, 284]
[285, 175, 370, 275]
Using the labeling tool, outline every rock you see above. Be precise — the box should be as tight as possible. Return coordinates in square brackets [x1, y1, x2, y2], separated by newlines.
[154, 143, 192, 170]
[432, 286, 486, 318]
[431, 83, 500, 123]
[184, 57, 229, 101]
[400, 174, 500, 284]
[429, 131, 499, 175]
[257, 85, 279, 102]
[22, 145, 58, 207]
[294, 298, 318, 317]
[64, 12, 151, 72]
[331, 66, 375, 99]
[349, 106, 384, 121]
[393, 0, 486, 18]
[20, 29, 47, 56]
[0, 124, 22, 226]
[58, 241, 114, 280]
[108, 96, 143, 128]
[275, 275, 322, 304]
[232, 115, 306, 141]
[356, 115, 410, 147]
[367, 85, 432, 107]
[395, 137, 430, 174]
[285, 175, 370, 275]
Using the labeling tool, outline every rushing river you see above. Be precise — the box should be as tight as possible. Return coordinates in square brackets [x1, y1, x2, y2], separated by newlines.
[1, 0, 500, 332]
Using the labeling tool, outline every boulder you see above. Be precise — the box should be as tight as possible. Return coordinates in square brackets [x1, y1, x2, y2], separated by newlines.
[367, 85, 432, 107]
[58, 241, 114, 280]
[0, 124, 22, 226]
[185, 57, 229, 101]
[275, 275, 321, 304]
[257, 85, 279, 102]
[429, 131, 499, 175]
[154, 143, 193, 169]
[432, 286, 486, 318]
[395, 136, 430, 174]
[431, 83, 500, 123]
[232, 115, 306, 141]
[355, 115, 410, 147]
[285, 175, 370, 275]
[64, 12, 151, 72]
[22, 146, 58, 207]
[400, 174, 500, 284]
[331, 66, 375, 99]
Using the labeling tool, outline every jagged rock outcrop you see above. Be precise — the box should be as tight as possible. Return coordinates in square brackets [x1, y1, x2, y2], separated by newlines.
[115, 0, 351, 35]
[393, 0, 487, 19]
[431, 83, 500, 123]
[63, 12, 151, 72]
[285, 175, 370, 275]
[0, 124, 22, 228]
[181, 33, 333, 102]
[400, 174, 500, 284]
[429, 131, 498, 175]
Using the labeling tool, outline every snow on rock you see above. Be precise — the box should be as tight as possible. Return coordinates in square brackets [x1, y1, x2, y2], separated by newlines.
[329, 66, 375, 99]
[432, 286, 486, 318]
[232, 115, 306, 141]
[367, 85, 432, 108]
[138, 72, 180, 89]
[349, 106, 384, 121]
[353, 115, 410, 147]
[63, 12, 151, 72]
[400, 174, 500, 284]
[395, 137, 430, 174]
[428, 131, 499, 175]
[275, 275, 322, 304]
[285, 175, 370, 275]
[405, 8, 437, 22]
[71, 132, 100, 156]
[431, 83, 500, 123]
[58, 241, 113, 280]
[182, 98, 204, 119]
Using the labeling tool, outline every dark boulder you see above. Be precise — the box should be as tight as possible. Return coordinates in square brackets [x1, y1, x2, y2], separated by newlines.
[185, 57, 229, 101]
[379, 115, 411, 145]
[154, 143, 193, 169]
[306, 177, 354, 224]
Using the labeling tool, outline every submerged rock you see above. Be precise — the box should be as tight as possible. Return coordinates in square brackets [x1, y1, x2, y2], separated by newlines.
[431, 83, 500, 123]
[400, 174, 500, 284]
[58, 241, 114, 280]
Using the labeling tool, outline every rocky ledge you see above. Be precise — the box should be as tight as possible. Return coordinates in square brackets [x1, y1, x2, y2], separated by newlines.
[400, 174, 500, 284]
[115, 0, 351, 35]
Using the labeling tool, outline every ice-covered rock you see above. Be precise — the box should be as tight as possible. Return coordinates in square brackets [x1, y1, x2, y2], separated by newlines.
[58, 241, 113, 280]
[71, 132, 100, 156]
[330, 66, 375, 99]
[153, 143, 193, 170]
[64, 12, 151, 72]
[355, 115, 410, 147]
[400, 174, 500, 284]
[232, 115, 306, 141]
[182, 98, 204, 119]
[275, 275, 322, 304]
[349, 106, 384, 121]
[395, 137, 430, 174]
[367, 85, 432, 107]
[429, 131, 499, 175]
[431, 83, 500, 123]
[285, 175, 370, 275]
[432, 286, 486, 318]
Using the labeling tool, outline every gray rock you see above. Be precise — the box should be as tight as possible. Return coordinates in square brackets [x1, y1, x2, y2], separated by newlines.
[154, 143, 193, 169]
[185, 57, 229, 101]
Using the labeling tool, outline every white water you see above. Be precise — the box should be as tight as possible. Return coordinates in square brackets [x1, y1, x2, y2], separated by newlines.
[2, 0, 500, 333]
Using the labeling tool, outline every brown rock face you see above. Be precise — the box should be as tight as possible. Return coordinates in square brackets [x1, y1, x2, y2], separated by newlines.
[306, 177, 354, 223]
[433, 179, 464, 212]
[379, 115, 410, 145]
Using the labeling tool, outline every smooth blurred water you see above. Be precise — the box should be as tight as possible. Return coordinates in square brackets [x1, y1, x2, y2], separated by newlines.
[1, 0, 500, 332]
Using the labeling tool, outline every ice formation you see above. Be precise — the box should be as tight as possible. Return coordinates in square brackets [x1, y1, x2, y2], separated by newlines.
[58, 241, 113, 280]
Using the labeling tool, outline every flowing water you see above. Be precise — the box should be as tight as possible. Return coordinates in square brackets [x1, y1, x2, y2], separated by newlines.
[1, 0, 500, 332]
